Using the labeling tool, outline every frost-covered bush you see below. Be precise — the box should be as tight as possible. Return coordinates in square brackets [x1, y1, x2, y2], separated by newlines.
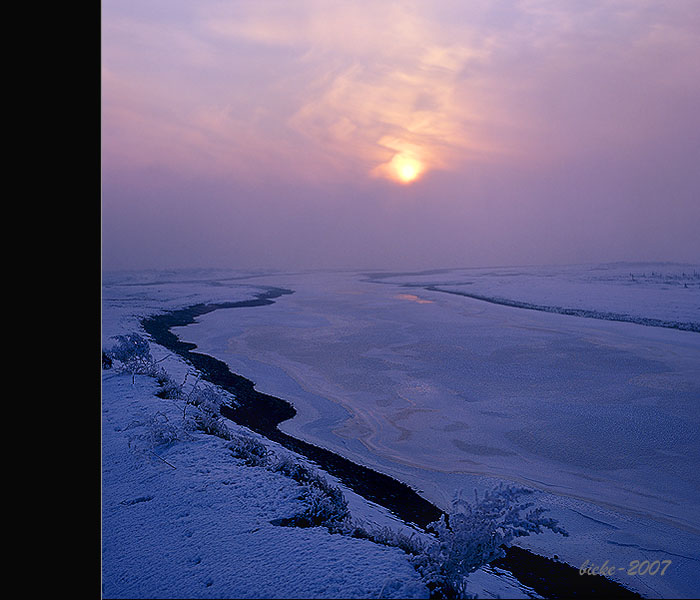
[108, 333, 152, 366]
[188, 387, 230, 439]
[413, 485, 568, 599]
[105, 333, 158, 382]
[176, 383, 234, 440]
[271, 454, 314, 481]
[193, 409, 231, 440]
[157, 373, 184, 400]
[188, 385, 222, 411]
[126, 411, 182, 463]
[156, 370, 201, 402]
[141, 411, 181, 447]
[227, 434, 273, 467]
[367, 525, 425, 556]
[300, 483, 351, 529]
[270, 454, 351, 529]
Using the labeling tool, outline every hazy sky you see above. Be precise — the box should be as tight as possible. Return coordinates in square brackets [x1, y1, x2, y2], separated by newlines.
[102, 0, 700, 271]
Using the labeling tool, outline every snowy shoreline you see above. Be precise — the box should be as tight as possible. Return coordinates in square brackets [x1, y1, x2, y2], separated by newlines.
[101, 368, 430, 599]
[139, 292, 642, 599]
[423, 286, 700, 333]
[102, 279, 434, 598]
[103, 266, 699, 598]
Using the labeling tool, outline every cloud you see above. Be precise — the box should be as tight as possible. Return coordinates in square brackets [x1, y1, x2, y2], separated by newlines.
[102, 0, 700, 186]
[197, 1, 500, 182]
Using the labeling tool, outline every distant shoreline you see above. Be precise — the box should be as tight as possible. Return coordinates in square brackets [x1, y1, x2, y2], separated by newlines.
[424, 286, 700, 333]
[141, 290, 642, 599]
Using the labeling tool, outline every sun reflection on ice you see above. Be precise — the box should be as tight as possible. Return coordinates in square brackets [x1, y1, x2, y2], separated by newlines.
[395, 293, 433, 304]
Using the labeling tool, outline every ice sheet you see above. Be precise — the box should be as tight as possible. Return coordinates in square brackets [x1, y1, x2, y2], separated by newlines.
[174, 265, 700, 597]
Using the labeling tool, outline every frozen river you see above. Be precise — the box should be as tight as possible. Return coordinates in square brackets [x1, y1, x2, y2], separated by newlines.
[171, 264, 700, 598]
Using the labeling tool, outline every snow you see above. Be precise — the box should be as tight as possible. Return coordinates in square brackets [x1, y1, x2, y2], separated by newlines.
[149, 264, 700, 599]
[377, 262, 700, 330]
[101, 371, 427, 598]
[102, 269, 540, 599]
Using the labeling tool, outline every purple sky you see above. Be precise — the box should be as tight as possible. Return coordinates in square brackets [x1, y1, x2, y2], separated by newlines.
[102, 1, 700, 271]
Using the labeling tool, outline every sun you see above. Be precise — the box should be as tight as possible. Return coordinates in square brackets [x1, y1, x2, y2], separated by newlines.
[370, 150, 427, 184]
[392, 154, 423, 184]
[399, 163, 418, 183]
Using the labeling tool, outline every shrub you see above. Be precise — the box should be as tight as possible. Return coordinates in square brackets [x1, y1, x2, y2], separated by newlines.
[108, 333, 152, 365]
[105, 333, 157, 382]
[188, 385, 222, 410]
[270, 454, 351, 529]
[272, 455, 318, 482]
[142, 411, 181, 447]
[157, 374, 184, 400]
[367, 525, 425, 555]
[185, 386, 232, 439]
[126, 411, 182, 464]
[299, 482, 351, 529]
[413, 485, 568, 599]
[193, 410, 232, 440]
[227, 434, 273, 467]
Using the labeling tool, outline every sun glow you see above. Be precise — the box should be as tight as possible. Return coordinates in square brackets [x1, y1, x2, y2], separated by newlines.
[392, 154, 423, 184]
[399, 162, 418, 182]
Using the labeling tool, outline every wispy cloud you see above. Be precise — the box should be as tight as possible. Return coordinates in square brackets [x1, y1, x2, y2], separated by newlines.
[200, 2, 501, 182]
[102, 0, 700, 184]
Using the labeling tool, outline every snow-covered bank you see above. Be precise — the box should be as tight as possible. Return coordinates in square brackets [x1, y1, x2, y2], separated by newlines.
[101, 371, 428, 599]
[370, 262, 700, 332]
[101, 274, 428, 598]
[102, 270, 545, 599]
